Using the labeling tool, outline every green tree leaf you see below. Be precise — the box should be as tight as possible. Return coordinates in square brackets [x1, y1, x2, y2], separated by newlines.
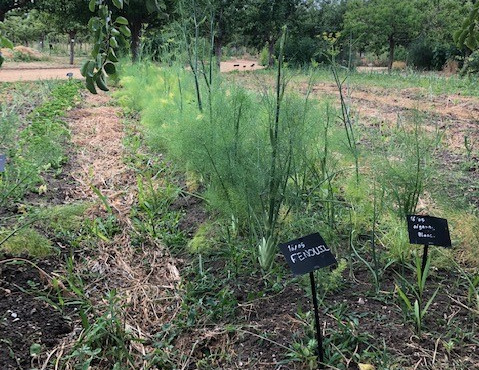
[115, 16, 128, 25]
[95, 74, 109, 92]
[109, 36, 118, 48]
[112, 0, 124, 10]
[119, 25, 131, 37]
[104, 62, 116, 75]
[86, 76, 97, 94]
[89, 0, 96, 12]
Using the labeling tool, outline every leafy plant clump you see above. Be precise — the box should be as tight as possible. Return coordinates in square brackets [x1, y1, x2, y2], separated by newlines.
[0, 81, 81, 208]
[117, 62, 343, 270]
[0, 227, 54, 257]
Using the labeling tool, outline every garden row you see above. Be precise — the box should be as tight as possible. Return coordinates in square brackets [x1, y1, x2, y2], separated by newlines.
[113, 60, 479, 368]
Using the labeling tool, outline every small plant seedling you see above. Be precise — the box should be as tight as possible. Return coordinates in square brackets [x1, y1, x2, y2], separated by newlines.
[395, 252, 439, 336]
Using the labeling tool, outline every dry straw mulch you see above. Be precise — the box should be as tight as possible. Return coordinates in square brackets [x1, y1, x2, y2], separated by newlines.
[47, 91, 183, 368]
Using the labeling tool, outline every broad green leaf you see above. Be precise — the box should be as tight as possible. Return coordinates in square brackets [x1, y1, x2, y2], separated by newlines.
[115, 16, 128, 25]
[146, 0, 158, 13]
[112, 0, 123, 9]
[30, 343, 41, 357]
[414, 300, 420, 320]
[0, 36, 14, 49]
[110, 37, 118, 48]
[89, 0, 96, 12]
[111, 28, 120, 36]
[80, 60, 89, 76]
[85, 61, 95, 78]
[119, 25, 131, 37]
[95, 74, 109, 92]
[100, 5, 108, 18]
[86, 76, 97, 94]
[396, 285, 412, 310]
[96, 54, 102, 69]
[92, 43, 101, 57]
[88, 17, 101, 32]
[104, 62, 116, 76]
[108, 49, 118, 63]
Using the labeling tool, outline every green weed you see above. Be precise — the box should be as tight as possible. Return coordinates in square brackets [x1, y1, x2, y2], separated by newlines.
[37, 203, 90, 235]
[375, 112, 439, 218]
[395, 252, 439, 336]
[65, 290, 135, 369]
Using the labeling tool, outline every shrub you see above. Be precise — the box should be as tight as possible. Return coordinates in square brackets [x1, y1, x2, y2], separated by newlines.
[259, 46, 269, 66]
[283, 36, 318, 66]
[460, 49, 479, 76]
[408, 38, 457, 70]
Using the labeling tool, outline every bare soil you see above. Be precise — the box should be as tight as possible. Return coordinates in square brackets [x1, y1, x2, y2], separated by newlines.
[0, 59, 262, 83]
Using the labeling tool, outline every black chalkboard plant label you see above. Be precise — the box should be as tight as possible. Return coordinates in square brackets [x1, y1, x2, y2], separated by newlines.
[406, 215, 452, 275]
[406, 215, 452, 247]
[279, 232, 337, 368]
[279, 232, 337, 276]
[0, 154, 5, 172]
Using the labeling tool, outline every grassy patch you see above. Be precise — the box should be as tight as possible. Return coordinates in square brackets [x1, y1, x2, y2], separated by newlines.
[0, 227, 54, 257]
[0, 80, 81, 208]
[37, 203, 90, 236]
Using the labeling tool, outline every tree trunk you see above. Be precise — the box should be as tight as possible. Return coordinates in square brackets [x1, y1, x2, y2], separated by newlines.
[69, 30, 76, 65]
[214, 37, 222, 69]
[388, 35, 395, 73]
[268, 40, 275, 68]
[130, 21, 141, 63]
[0, 11, 5, 22]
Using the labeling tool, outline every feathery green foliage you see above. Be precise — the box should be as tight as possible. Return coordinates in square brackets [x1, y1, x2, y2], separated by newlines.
[117, 63, 342, 267]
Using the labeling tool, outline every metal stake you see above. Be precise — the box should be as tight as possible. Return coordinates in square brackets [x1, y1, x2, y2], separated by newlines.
[309, 271, 324, 369]
[421, 244, 429, 276]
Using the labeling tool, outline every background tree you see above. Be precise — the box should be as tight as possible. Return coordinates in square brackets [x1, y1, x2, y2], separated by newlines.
[344, 0, 422, 71]
[210, 0, 242, 67]
[240, 0, 300, 66]
[1, 10, 49, 47]
[114, 0, 170, 62]
[281, 0, 348, 65]
[0, 0, 32, 22]
[454, 0, 479, 51]
[407, 0, 467, 70]
[35, 0, 91, 64]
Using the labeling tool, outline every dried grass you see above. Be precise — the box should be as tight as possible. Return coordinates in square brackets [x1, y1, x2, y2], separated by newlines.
[48, 90, 184, 368]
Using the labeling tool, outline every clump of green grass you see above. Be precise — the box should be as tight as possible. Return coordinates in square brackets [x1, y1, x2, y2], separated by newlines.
[0, 227, 54, 257]
[37, 203, 90, 235]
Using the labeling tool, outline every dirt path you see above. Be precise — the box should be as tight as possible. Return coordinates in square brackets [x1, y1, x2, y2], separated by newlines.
[307, 82, 479, 152]
[53, 91, 182, 366]
[0, 59, 262, 83]
[0, 67, 82, 82]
